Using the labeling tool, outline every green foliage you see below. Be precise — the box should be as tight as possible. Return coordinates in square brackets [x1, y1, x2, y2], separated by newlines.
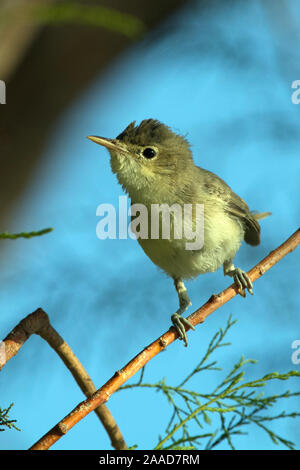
[0, 228, 53, 240]
[32, 2, 145, 39]
[0, 404, 19, 432]
[120, 316, 300, 450]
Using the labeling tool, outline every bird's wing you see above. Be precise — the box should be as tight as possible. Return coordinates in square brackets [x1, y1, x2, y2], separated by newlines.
[226, 195, 260, 246]
[198, 167, 260, 246]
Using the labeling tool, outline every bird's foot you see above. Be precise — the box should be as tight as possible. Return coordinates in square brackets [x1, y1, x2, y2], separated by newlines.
[230, 268, 253, 297]
[172, 278, 194, 346]
[171, 306, 194, 347]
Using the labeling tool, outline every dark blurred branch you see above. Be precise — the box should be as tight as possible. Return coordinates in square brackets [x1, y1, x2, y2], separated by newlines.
[29, 227, 300, 450]
[33, 1, 145, 38]
[0, 0, 45, 81]
[0, 0, 144, 80]
[0, 0, 186, 240]
[1, 308, 127, 450]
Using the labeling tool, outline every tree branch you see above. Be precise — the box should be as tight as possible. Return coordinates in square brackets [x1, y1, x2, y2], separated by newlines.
[1, 309, 127, 450]
[0, 228, 53, 239]
[25, 228, 300, 449]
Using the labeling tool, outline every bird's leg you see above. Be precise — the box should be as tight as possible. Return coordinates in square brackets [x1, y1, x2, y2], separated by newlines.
[223, 260, 253, 297]
[171, 278, 195, 347]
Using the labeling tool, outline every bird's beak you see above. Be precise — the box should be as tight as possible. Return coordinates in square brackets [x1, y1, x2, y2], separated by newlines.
[87, 136, 130, 154]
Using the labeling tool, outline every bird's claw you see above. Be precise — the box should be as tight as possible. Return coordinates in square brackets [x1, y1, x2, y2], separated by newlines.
[171, 312, 195, 347]
[232, 268, 253, 296]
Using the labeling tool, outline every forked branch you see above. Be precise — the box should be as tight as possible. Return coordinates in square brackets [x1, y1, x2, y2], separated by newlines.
[1, 309, 127, 450]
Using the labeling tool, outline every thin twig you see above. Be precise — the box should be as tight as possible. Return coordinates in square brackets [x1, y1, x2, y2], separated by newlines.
[1, 309, 127, 450]
[0, 228, 53, 239]
[29, 227, 300, 450]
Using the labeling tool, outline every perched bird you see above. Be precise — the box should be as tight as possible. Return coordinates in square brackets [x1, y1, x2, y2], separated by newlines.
[88, 119, 270, 346]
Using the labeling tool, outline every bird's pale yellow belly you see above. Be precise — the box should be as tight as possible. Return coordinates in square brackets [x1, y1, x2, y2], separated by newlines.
[137, 207, 243, 280]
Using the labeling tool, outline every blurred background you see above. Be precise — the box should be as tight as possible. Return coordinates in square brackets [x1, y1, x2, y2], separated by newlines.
[0, 0, 300, 450]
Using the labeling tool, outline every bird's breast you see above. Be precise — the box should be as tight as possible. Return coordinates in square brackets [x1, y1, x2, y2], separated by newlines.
[132, 199, 244, 279]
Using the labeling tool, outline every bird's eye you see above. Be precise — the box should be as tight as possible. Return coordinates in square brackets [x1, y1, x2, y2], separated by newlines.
[142, 147, 156, 159]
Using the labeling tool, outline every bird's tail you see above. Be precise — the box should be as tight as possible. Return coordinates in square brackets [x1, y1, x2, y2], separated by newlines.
[252, 211, 272, 221]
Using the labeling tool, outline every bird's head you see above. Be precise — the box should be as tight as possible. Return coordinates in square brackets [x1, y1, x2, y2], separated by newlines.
[88, 119, 194, 202]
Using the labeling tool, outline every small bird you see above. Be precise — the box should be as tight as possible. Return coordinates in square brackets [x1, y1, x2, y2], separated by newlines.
[88, 119, 270, 346]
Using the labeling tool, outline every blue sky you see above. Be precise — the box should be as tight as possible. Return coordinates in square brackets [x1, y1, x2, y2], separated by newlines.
[1, 0, 300, 450]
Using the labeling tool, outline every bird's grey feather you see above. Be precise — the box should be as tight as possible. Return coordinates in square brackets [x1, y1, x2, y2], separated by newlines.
[197, 167, 261, 246]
